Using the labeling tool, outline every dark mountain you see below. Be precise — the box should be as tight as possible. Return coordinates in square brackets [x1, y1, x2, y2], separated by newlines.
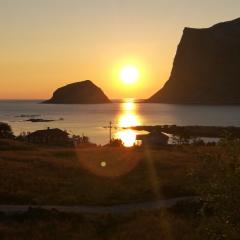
[43, 80, 111, 104]
[148, 18, 240, 104]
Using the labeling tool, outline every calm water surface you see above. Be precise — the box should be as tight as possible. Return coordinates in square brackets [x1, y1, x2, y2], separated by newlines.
[1, 99, 240, 145]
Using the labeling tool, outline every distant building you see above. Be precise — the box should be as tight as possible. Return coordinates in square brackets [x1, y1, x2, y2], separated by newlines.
[27, 128, 69, 146]
[137, 131, 169, 147]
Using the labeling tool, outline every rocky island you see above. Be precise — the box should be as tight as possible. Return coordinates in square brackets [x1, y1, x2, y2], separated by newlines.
[43, 80, 111, 104]
[148, 18, 240, 104]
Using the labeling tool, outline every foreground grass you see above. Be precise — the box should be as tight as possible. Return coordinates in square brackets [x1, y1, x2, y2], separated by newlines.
[0, 206, 200, 240]
[1, 139, 240, 239]
[0, 139, 198, 205]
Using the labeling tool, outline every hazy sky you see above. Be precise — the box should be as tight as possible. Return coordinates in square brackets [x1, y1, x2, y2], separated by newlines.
[0, 0, 239, 99]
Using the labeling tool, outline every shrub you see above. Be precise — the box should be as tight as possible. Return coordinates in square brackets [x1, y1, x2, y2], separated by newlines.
[0, 122, 14, 139]
[192, 137, 240, 239]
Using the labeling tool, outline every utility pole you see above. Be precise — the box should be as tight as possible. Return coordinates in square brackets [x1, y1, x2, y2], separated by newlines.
[109, 121, 112, 144]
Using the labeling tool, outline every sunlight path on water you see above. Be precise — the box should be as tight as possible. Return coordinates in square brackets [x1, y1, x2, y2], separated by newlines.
[115, 99, 141, 147]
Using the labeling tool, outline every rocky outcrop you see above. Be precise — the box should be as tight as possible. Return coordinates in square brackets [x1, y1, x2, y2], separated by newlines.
[149, 18, 240, 104]
[43, 80, 111, 104]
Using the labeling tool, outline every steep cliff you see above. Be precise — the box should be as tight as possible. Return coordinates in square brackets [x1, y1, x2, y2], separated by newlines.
[149, 18, 240, 104]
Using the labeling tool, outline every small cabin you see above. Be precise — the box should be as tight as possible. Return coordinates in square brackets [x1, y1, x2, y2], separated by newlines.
[27, 128, 69, 146]
[137, 131, 169, 147]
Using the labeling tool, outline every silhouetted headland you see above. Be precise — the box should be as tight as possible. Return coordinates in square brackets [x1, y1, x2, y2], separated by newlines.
[131, 125, 240, 138]
[43, 80, 111, 104]
[148, 18, 240, 104]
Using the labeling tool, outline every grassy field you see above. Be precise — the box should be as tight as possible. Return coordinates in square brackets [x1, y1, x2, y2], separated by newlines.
[0, 206, 200, 240]
[0, 139, 200, 205]
[1, 139, 239, 239]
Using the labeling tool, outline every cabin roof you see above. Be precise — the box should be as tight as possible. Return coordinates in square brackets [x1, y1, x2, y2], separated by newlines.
[28, 128, 69, 137]
[137, 131, 169, 141]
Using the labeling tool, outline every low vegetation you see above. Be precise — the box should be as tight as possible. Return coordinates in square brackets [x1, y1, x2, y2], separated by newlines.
[0, 136, 240, 239]
[0, 123, 14, 139]
[0, 207, 200, 240]
[190, 136, 240, 239]
[0, 140, 196, 205]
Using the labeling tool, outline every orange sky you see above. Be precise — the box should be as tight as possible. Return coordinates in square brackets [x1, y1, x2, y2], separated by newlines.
[0, 0, 239, 99]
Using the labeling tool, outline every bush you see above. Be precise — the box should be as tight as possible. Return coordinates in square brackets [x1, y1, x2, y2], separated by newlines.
[0, 122, 14, 139]
[109, 138, 124, 147]
[192, 137, 240, 239]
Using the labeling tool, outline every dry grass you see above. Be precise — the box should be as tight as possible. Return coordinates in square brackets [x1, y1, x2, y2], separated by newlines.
[0, 140, 200, 205]
[0, 140, 236, 240]
[0, 208, 199, 240]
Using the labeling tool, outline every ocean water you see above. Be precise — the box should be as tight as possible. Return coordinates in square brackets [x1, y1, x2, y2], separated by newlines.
[1, 99, 240, 145]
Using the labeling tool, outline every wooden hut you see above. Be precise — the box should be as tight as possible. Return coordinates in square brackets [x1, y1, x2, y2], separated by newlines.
[137, 131, 169, 147]
[27, 128, 69, 146]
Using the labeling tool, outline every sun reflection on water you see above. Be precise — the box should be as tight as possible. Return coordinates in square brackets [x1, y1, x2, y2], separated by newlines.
[117, 130, 137, 147]
[118, 113, 140, 128]
[115, 99, 141, 147]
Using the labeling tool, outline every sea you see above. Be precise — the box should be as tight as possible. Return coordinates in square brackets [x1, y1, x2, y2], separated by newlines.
[1, 99, 240, 145]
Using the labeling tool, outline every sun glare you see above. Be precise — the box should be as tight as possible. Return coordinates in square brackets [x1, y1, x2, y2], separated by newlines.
[117, 130, 137, 147]
[119, 113, 140, 128]
[120, 65, 139, 85]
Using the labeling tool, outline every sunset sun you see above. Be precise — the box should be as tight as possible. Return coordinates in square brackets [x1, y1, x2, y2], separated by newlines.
[120, 65, 139, 85]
